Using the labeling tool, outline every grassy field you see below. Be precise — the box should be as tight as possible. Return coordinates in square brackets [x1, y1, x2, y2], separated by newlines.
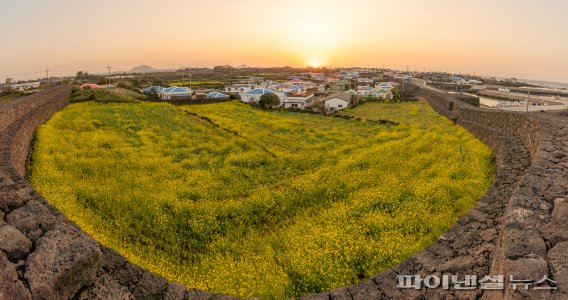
[30, 100, 494, 299]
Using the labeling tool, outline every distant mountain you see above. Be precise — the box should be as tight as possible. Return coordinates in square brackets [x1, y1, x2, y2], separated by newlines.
[236, 64, 250, 69]
[128, 65, 168, 74]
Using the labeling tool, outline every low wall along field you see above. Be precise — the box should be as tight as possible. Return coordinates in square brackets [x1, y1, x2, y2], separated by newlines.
[0, 85, 567, 299]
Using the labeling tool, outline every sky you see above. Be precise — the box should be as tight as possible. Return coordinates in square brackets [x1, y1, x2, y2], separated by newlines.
[1, 0, 568, 83]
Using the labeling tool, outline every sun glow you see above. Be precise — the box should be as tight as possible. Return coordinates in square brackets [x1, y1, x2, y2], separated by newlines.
[309, 60, 321, 68]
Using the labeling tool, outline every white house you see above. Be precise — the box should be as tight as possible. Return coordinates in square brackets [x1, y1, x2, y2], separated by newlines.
[310, 73, 326, 81]
[261, 81, 280, 88]
[159, 86, 193, 100]
[10, 82, 41, 91]
[239, 88, 286, 106]
[323, 92, 352, 112]
[376, 88, 393, 100]
[282, 85, 306, 94]
[283, 93, 315, 109]
[356, 86, 375, 95]
[225, 83, 259, 93]
[357, 78, 373, 84]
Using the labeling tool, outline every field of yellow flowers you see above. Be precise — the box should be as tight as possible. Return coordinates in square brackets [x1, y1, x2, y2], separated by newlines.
[29, 100, 494, 299]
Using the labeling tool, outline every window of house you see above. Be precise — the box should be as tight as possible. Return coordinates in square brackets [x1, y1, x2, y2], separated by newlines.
[338, 104, 343, 108]
[292, 104, 298, 107]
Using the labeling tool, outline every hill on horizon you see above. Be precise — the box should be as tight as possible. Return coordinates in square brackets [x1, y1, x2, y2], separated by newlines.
[128, 65, 171, 74]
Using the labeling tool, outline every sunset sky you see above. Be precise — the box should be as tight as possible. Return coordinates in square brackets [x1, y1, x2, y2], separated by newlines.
[1, 0, 567, 83]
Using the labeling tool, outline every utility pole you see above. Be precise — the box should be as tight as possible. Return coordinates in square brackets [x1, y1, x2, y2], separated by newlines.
[189, 73, 192, 90]
[526, 91, 530, 112]
[45, 69, 50, 82]
[106, 64, 112, 85]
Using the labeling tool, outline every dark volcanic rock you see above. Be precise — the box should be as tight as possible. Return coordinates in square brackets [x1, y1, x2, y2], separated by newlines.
[299, 292, 330, 300]
[0, 190, 27, 213]
[77, 274, 134, 300]
[347, 280, 381, 300]
[506, 258, 548, 282]
[329, 287, 352, 300]
[0, 224, 32, 262]
[164, 281, 187, 300]
[127, 268, 169, 299]
[504, 228, 546, 259]
[542, 200, 568, 247]
[0, 251, 32, 300]
[5, 200, 60, 240]
[437, 256, 476, 273]
[544, 185, 567, 203]
[186, 288, 211, 300]
[25, 222, 102, 300]
[548, 242, 568, 294]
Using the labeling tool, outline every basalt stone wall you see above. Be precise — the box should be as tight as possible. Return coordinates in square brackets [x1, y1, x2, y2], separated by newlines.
[416, 87, 568, 300]
[0, 87, 72, 133]
[1, 85, 566, 300]
[300, 89, 535, 300]
[0, 87, 233, 300]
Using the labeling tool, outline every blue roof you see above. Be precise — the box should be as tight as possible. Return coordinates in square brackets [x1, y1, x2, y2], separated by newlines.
[246, 88, 274, 95]
[162, 86, 191, 94]
[142, 86, 164, 93]
[207, 92, 230, 99]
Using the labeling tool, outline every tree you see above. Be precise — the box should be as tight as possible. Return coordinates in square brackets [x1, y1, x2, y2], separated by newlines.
[391, 87, 401, 102]
[258, 93, 280, 109]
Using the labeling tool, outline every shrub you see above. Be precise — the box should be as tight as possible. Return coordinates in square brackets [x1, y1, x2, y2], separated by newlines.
[258, 93, 280, 109]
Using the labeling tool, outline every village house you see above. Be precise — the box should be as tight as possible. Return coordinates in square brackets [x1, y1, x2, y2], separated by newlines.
[239, 88, 286, 106]
[283, 93, 315, 109]
[323, 92, 353, 112]
[310, 73, 326, 81]
[356, 78, 373, 86]
[328, 80, 351, 92]
[159, 86, 192, 100]
[206, 92, 230, 99]
[356, 85, 375, 96]
[224, 83, 259, 93]
[376, 82, 394, 89]
[376, 88, 393, 100]
[8, 81, 41, 91]
[141, 86, 165, 94]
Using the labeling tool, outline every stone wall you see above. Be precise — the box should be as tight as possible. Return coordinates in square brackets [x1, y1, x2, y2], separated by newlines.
[1, 85, 567, 300]
[301, 86, 567, 300]
[0, 87, 233, 300]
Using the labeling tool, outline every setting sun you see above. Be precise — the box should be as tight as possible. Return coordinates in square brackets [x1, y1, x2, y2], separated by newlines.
[308, 60, 322, 68]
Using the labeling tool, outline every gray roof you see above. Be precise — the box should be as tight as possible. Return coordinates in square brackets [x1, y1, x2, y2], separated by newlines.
[323, 92, 352, 103]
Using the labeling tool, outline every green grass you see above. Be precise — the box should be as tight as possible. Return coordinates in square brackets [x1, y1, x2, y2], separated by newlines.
[30, 100, 494, 299]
